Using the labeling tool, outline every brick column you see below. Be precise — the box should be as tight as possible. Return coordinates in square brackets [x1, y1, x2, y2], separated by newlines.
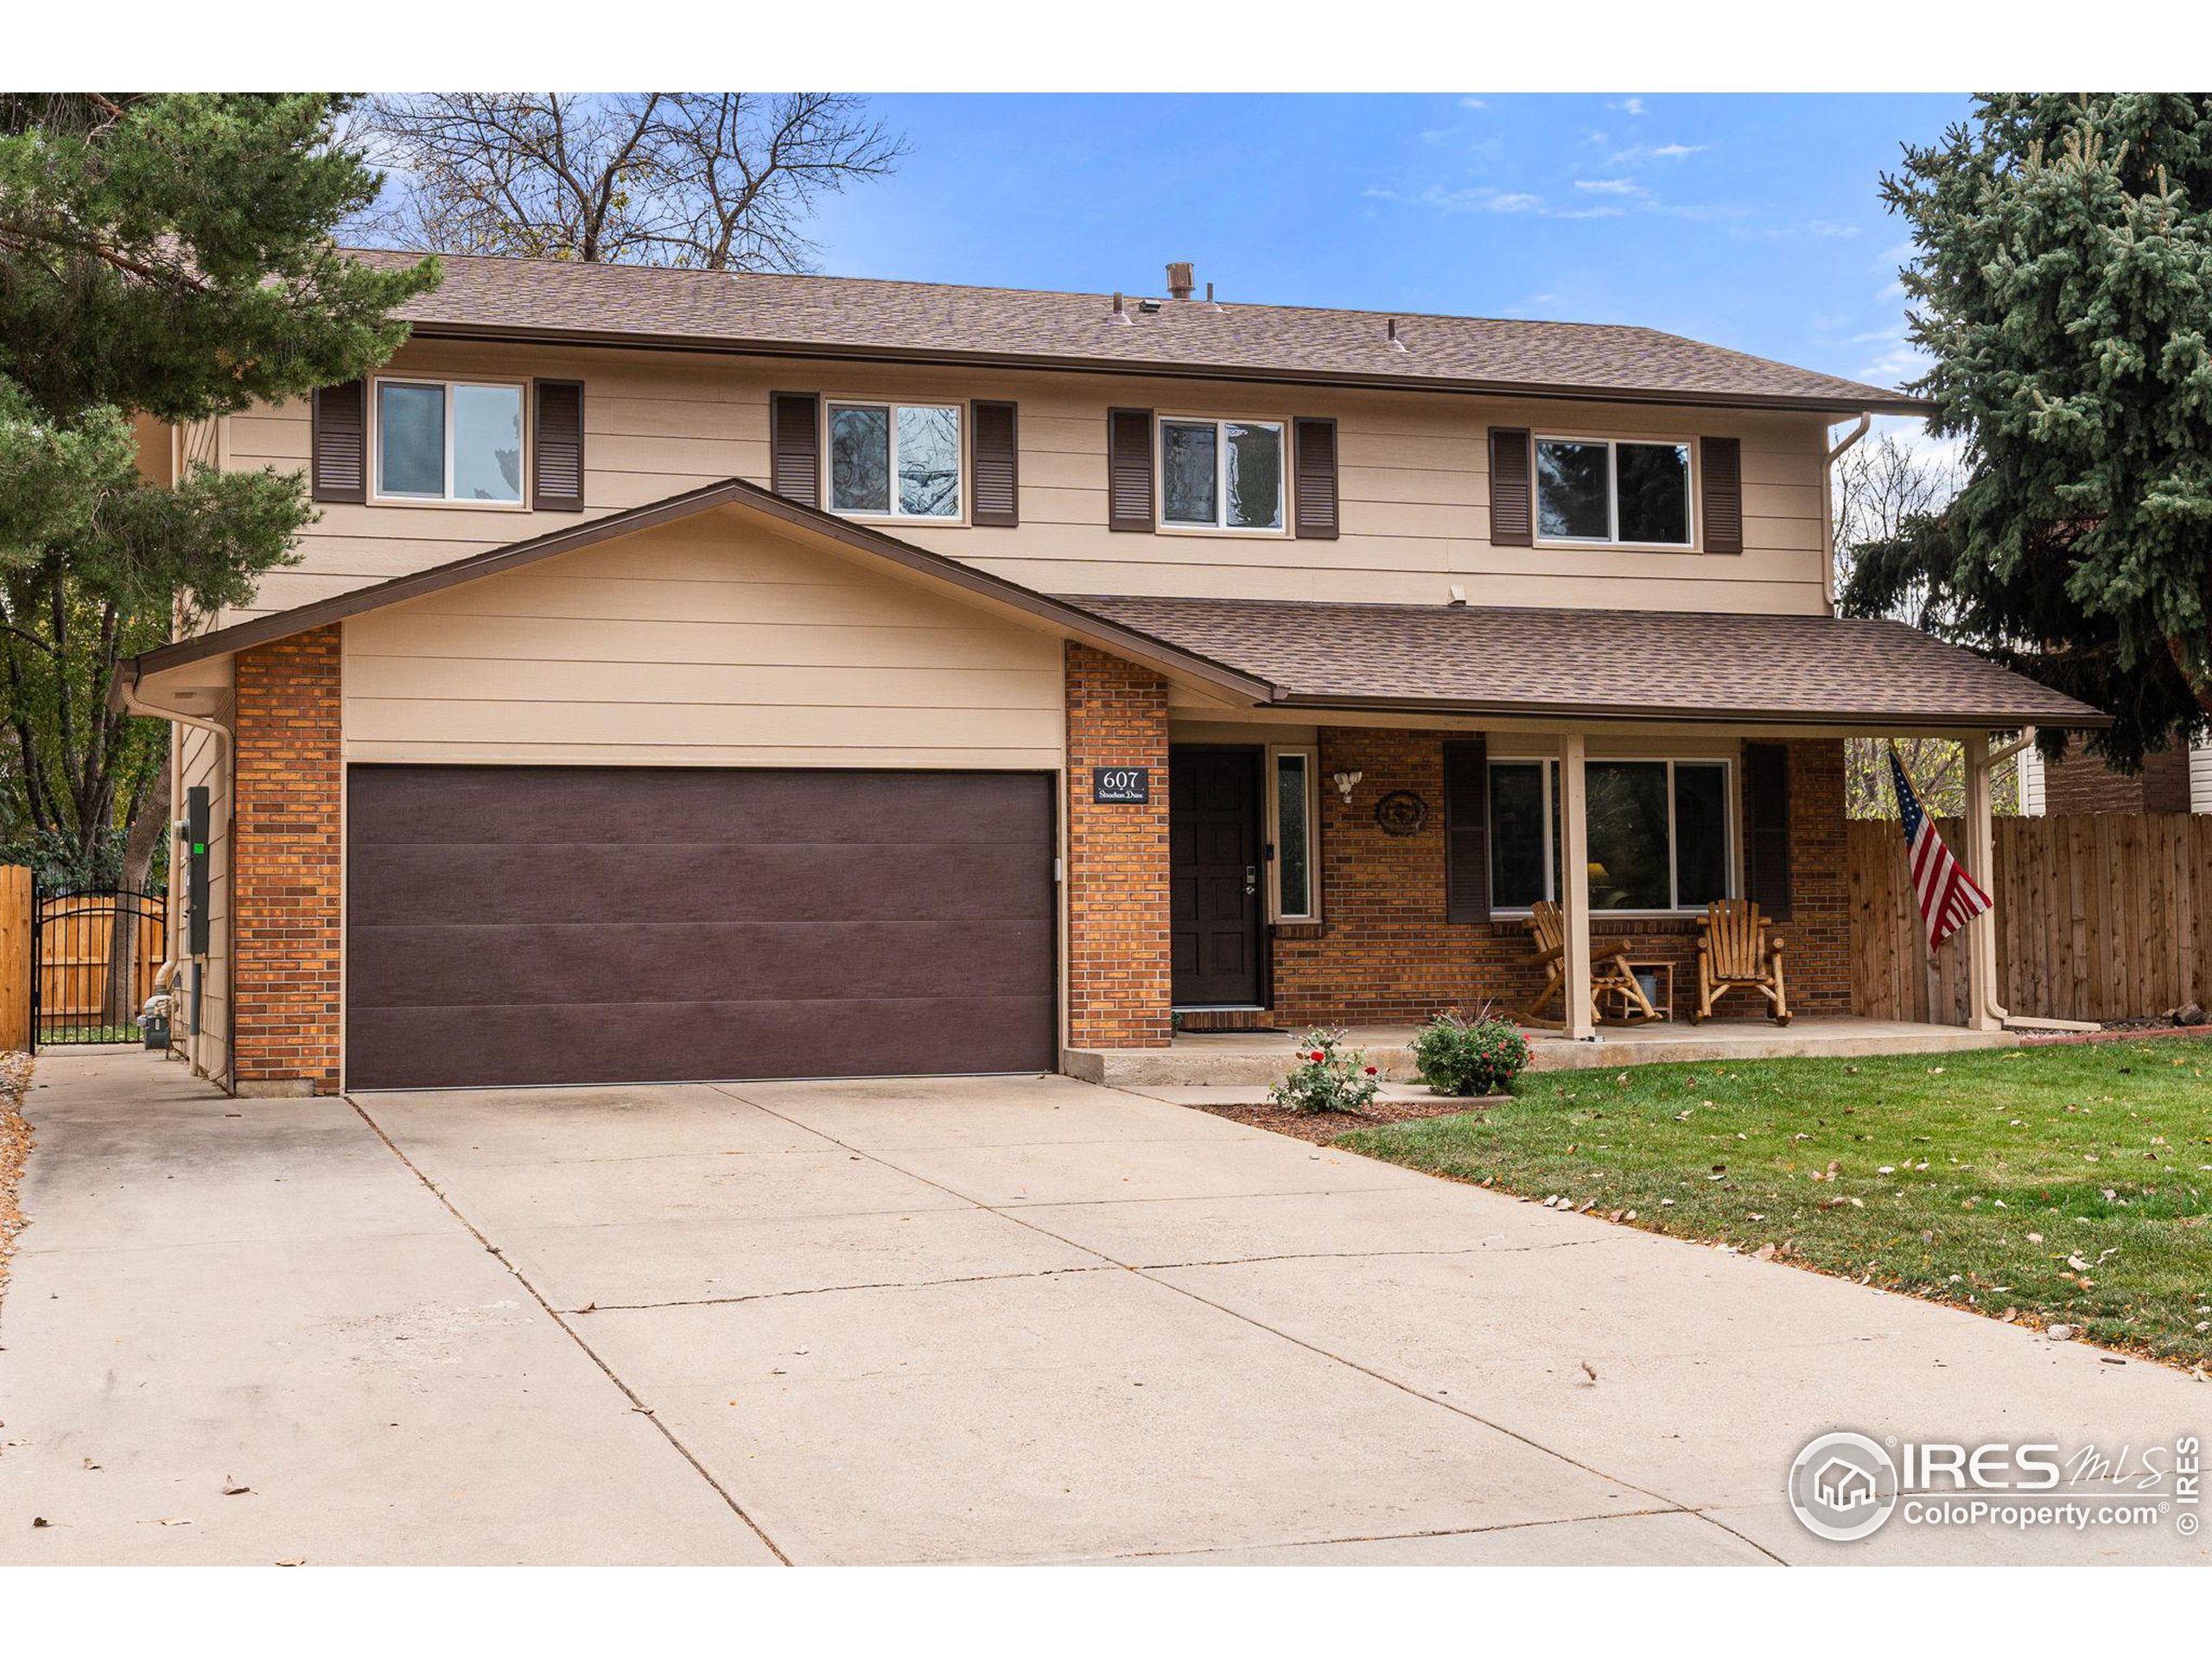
[232, 624, 344, 1094]
[1064, 643, 1172, 1049]
[1785, 738, 1851, 1013]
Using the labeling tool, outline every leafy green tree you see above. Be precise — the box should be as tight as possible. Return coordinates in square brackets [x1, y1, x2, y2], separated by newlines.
[0, 93, 436, 886]
[1847, 93, 2212, 767]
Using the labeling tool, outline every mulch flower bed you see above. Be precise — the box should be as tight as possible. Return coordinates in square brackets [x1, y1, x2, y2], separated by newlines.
[1191, 1091, 1503, 1146]
[0, 1050, 33, 1313]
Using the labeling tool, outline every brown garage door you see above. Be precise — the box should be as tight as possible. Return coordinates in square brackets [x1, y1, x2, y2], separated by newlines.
[346, 766, 1057, 1090]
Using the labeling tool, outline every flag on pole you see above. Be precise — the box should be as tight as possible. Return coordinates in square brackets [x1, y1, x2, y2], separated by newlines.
[1889, 743, 1991, 951]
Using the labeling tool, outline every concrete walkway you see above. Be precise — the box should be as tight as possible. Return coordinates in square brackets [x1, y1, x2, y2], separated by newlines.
[3, 1052, 2204, 1565]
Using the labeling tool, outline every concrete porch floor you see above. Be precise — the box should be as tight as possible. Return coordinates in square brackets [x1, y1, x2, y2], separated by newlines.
[1064, 1015, 2019, 1089]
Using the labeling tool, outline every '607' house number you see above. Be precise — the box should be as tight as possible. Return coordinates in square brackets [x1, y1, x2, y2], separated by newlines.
[1092, 766, 1151, 804]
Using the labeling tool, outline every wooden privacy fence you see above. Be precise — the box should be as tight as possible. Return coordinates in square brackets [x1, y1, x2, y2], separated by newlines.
[0, 867, 28, 1052]
[1849, 813, 2212, 1025]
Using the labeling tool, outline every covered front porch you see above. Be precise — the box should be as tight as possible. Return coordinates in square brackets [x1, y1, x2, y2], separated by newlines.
[1060, 600, 2112, 1081]
[1065, 1014, 2019, 1088]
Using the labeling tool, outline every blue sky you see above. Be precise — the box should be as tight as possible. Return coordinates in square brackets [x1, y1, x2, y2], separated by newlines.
[807, 93, 1970, 410]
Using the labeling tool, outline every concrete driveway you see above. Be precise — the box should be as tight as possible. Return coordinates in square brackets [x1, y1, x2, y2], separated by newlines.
[3, 1051, 2203, 1565]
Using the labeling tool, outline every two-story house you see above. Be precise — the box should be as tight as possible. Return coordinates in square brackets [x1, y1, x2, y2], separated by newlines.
[115, 253, 2103, 1095]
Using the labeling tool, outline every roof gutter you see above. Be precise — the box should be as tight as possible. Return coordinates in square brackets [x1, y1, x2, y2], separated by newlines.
[399, 321, 1936, 419]
[1268, 690, 2113, 730]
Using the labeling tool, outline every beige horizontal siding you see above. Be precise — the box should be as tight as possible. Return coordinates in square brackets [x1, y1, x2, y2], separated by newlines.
[174, 711, 230, 1086]
[341, 505, 1065, 768]
[215, 336, 1841, 625]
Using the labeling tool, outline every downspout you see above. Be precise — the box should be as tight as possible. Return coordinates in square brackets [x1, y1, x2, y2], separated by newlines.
[1823, 415, 1873, 616]
[117, 673, 236, 1093]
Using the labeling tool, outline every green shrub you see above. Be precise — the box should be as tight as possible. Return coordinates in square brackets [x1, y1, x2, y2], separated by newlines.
[1269, 1027, 1382, 1115]
[1413, 1009, 1531, 1096]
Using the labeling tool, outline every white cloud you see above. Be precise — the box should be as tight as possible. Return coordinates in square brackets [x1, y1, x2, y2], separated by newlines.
[1574, 178, 1644, 196]
[1458, 96, 1488, 109]
[1418, 128, 1454, 145]
[1804, 219, 1861, 239]
[1641, 199, 1746, 221]
[1611, 142, 1707, 164]
[1608, 96, 1646, 117]
[1583, 129, 1609, 146]
[1365, 183, 1622, 220]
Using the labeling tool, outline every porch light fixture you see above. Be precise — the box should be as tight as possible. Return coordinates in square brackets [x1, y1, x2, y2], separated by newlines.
[1332, 769, 1363, 803]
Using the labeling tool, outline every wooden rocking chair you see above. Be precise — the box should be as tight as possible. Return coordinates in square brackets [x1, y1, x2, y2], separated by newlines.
[1519, 899, 1662, 1028]
[1694, 899, 1789, 1025]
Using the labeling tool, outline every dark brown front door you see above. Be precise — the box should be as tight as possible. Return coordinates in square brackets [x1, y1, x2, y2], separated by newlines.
[1170, 748, 1262, 1007]
[346, 766, 1057, 1090]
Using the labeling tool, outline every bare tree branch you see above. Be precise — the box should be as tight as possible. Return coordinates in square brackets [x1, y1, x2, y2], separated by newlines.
[350, 92, 906, 271]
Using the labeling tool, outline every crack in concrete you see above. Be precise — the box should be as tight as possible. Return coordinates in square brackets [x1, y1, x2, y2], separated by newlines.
[712, 1081, 1786, 1567]
[572, 1261, 1117, 1314]
[1082, 1503, 1718, 1563]
[346, 1095, 792, 1567]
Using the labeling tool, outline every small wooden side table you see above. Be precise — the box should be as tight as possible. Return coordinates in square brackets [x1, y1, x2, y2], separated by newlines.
[1621, 959, 1675, 1021]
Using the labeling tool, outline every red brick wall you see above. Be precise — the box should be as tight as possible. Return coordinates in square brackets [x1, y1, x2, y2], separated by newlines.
[231, 625, 343, 1092]
[1780, 740, 1850, 1014]
[2042, 738, 2193, 816]
[1065, 645, 1172, 1048]
[1268, 730, 1853, 1027]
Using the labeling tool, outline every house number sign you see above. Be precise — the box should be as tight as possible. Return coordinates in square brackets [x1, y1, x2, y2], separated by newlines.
[1092, 766, 1151, 804]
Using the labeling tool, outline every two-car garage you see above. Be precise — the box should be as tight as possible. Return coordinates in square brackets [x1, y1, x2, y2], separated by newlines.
[345, 766, 1058, 1090]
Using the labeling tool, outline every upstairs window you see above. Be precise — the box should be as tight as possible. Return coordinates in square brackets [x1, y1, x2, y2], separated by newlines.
[1160, 416, 1285, 531]
[374, 379, 524, 504]
[1535, 436, 1693, 546]
[829, 401, 962, 519]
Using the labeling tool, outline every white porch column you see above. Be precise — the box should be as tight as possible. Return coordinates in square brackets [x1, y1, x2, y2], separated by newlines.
[1558, 734, 1596, 1040]
[1961, 731, 2004, 1031]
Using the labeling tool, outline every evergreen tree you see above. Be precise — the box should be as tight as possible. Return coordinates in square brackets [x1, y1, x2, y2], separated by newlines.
[0, 94, 436, 880]
[1847, 93, 2212, 766]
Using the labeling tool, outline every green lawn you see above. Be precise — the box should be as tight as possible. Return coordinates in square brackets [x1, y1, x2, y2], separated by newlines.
[1338, 1038, 2212, 1369]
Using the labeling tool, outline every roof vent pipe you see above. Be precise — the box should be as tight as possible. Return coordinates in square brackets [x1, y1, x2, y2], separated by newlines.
[1109, 290, 1132, 326]
[1387, 318, 1408, 353]
[1166, 261, 1195, 301]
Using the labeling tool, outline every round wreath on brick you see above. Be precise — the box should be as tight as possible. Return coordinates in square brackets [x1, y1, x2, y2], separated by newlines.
[1374, 790, 1428, 836]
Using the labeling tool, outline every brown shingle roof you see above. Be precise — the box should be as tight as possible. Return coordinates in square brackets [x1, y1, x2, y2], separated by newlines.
[1071, 595, 2109, 728]
[357, 249, 1928, 416]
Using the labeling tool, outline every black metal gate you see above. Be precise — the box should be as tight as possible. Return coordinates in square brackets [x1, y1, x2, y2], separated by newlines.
[32, 885, 168, 1047]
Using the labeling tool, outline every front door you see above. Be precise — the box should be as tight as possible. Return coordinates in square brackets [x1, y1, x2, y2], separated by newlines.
[1170, 748, 1263, 1007]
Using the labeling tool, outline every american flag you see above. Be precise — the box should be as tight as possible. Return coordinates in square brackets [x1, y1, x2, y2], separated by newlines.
[1890, 743, 1992, 951]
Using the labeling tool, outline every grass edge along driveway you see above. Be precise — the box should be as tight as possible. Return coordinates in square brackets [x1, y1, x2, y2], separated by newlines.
[1337, 1039, 2212, 1371]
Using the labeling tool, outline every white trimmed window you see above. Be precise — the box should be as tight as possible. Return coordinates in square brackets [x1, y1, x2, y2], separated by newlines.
[1270, 748, 1319, 921]
[828, 402, 963, 519]
[1159, 416, 1286, 531]
[1535, 436, 1694, 546]
[1489, 758, 1733, 913]
[373, 378, 525, 504]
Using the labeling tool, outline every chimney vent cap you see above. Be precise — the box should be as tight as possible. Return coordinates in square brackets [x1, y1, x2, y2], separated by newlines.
[1166, 261, 1196, 301]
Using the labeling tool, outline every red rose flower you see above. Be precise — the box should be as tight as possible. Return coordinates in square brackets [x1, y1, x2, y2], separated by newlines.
[1364, 1065, 1378, 1076]
[1310, 1050, 1326, 1063]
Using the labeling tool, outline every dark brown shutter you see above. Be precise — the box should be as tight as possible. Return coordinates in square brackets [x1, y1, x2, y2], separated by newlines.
[771, 391, 822, 507]
[531, 379, 585, 512]
[971, 399, 1019, 526]
[310, 378, 367, 504]
[1108, 407, 1154, 532]
[1489, 427, 1532, 547]
[1700, 436, 1743, 554]
[1743, 741, 1792, 920]
[1443, 737, 1491, 924]
[1293, 416, 1339, 540]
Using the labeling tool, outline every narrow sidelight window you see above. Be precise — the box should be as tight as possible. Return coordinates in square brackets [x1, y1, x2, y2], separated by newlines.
[1274, 751, 1315, 920]
[1534, 436, 1693, 547]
